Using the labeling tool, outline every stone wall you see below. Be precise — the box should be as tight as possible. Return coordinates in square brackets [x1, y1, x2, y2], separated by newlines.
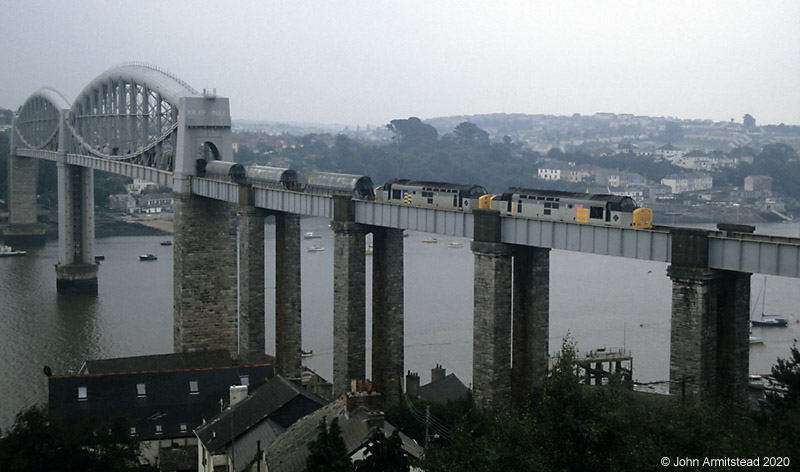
[173, 193, 238, 355]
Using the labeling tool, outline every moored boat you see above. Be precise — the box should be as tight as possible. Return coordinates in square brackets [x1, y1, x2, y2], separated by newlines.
[139, 253, 158, 261]
[751, 317, 788, 327]
[0, 245, 26, 257]
[447, 241, 463, 248]
[421, 237, 438, 243]
[304, 232, 321, 239]
[307, 245, 325, 252]
[301, 349, 313, 358]
[160, 240, 172, 246]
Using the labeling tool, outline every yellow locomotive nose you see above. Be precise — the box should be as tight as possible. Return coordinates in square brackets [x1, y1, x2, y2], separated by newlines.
[479, 194, 496, 210]
[632, 207, 653, 229]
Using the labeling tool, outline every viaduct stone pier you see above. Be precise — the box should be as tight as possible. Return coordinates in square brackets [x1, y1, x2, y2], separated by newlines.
[54, 111, 99, 292]
[471, 209, 550, 408]
[668, 227, 750, 406]
[3, 118, 47, 246]
[332, 195, 405, 405]
[237, 183, 303, 375]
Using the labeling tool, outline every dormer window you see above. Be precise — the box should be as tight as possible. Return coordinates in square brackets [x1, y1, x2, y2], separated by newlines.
[77, 386, 88, 401]
[136, 383, 147, 397]
[130, 427, 137, 437]
[189, 380, 199, 394]
[239, 375, 249, 386]
[155, 424, 163, 435]
[180, 424, 188, 433]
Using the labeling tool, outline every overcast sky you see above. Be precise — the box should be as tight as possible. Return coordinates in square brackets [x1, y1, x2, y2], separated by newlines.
[2, 1, 798, 126]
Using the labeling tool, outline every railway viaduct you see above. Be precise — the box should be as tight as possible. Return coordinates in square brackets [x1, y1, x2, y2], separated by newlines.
[6, 63, 800, 409]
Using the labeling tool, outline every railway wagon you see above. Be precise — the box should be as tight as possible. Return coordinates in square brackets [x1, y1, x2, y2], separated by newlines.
[197, 159, 246, 183]
[246, 165, 303, 191]
[306, 171, 375, 200]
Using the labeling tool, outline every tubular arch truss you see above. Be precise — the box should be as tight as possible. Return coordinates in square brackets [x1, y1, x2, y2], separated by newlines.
[15, 63, 201, 174]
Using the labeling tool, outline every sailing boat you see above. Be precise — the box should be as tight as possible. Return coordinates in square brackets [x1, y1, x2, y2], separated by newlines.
[751, 277, 788, 327]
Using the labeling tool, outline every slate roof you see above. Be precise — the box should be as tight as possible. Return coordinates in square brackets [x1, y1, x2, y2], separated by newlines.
[195, 375, 328, 454]
[49, 352, 274, 441]
[79, 350, 237, 374]
[265, 399, 423, 472]
[418, 373, 469, 404]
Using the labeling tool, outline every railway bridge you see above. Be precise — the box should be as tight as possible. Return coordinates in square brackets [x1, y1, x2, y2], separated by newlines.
[6, 63, 800, 409]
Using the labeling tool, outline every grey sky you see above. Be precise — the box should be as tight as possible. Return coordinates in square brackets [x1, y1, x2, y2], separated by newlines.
[2, 0, 798, 126]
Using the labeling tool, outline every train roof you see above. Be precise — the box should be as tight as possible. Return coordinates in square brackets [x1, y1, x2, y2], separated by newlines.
[384, 179, 488, 195]
[246, 166, 297, 182]
[307, 171, 373, 190]
[501, 187, 633, 204]
[204, 160, 245, 176]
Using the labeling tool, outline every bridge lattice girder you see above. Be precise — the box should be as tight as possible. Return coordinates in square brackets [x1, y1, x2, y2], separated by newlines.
[14, 87, 69, 151]
[66, 63, 200, 172]
[14, 63, 201, 177]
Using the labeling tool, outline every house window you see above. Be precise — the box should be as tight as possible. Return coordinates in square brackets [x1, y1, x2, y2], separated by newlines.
[189, 380, 199, 394]
[78, 386, 88, 401]
[155, 425, 163, 435]
[136, 383, 146, 397]
[239, 375, 250, 386]
[130, 427, 137, 437]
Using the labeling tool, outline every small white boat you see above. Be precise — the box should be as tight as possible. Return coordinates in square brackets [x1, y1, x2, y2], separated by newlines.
[0, 245, 26, 257]
[307, 245, 325, 252]
[139, 253, 157, 261]
[447, 241, 463, 249]
[301, 349, 313, 358]
[304, 232, 321, 239]
[421, 237, 438, 244]
[749, 335, 763, 345]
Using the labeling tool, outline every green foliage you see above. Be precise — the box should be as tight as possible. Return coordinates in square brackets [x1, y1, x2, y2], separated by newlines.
[420, 338, 794, 472]
[453, 122, 489, 147]
[766, 346, 800, 410]
[386, 117, 438, 148]
[304, 417, 353, 472]
[743, 114, 757, 130]
[354, 428, 410, 472]
[0, 406, 141, 472]
[658, 122, 684, 143]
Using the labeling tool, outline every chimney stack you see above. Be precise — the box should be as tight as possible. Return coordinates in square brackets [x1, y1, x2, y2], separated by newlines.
[406, 371, 420, 400]
[230, 385, 248, 406]
[431, 364, 446, 383]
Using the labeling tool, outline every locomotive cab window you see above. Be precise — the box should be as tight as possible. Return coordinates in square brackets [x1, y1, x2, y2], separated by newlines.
[392, 189, 401, 200]
[590, 206, 604, 219]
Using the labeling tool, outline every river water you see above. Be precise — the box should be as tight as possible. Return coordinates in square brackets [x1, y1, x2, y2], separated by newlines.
[2, 219, 799, 430]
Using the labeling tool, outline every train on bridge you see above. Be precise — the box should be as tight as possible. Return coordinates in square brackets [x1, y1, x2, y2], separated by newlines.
[197, 160, 653, 230]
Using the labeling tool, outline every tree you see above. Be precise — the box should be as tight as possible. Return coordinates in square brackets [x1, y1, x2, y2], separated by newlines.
[743, 113, 757, 130]
[0, 406, 141, 472]
[386, 118, 438, 148]
[304, 417, 353, 472]
[355, 428, 410, 472]
[453, 122, 489, 146]
[658, 122, 684, 143]
[766, 346, 800, 410]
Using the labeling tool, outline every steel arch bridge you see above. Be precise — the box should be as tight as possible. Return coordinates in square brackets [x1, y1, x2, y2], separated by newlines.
[12, 62, 232, 187]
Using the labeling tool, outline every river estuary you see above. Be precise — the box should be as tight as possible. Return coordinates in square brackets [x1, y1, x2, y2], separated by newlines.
[2, 218, 799, 430]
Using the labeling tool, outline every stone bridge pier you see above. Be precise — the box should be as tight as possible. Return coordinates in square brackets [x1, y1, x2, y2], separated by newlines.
[332, 195, 404, 405]
[238, 184, 302, 375]
[3, 117, 47, 246]
[55, 114, 98, 292]
[668, 228, 750, 407]
[471, 209, 550, 409]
